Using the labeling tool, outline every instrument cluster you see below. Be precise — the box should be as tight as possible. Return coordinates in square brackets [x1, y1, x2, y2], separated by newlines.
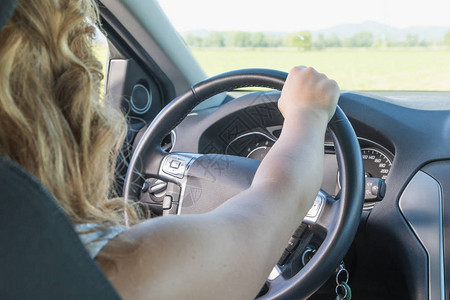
[225, 129, 394, 209]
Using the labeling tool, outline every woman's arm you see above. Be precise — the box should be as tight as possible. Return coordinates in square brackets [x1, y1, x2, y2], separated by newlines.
[98, 66, 339, 300]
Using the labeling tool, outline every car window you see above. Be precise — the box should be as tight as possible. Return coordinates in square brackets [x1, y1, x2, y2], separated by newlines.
[159, 0, 450, 91]
[93, 28, 109, 99]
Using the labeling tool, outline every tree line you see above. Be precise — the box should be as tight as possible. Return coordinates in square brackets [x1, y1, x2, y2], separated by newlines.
[183, 30, 450, 50]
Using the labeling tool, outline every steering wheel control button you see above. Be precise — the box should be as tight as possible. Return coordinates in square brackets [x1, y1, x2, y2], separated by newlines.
[307, 194, 324, 218]
[161, 155, 191, 179]
[286, 236, 299, 252]
[293, 224, 307, 238]
[160, 153, 202, 181]
[170, 160, 181, 169]
[164, 159, 185, 177]
[268, 266, 282, 281]
[303, 192, 326, 225]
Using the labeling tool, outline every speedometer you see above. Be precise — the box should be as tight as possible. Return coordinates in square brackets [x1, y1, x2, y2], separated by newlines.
[336, 146, 393, 195]
[361, 148, 392, 180]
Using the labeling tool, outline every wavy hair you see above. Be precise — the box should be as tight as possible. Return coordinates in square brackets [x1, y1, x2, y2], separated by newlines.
[0, 0, 138, 225]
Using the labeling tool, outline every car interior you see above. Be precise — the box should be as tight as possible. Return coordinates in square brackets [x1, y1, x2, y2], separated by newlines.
[1, 0, 449, 299]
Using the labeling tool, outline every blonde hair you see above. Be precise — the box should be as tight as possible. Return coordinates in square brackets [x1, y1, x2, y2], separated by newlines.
[0, 0, 138, 225]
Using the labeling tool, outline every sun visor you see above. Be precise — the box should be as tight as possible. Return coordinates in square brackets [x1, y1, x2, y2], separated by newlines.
[0, 0, 18, 31]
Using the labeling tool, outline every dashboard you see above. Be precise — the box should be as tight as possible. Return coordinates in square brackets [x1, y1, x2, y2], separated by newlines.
[169, 91, 395, 213]
[151, 89, 450, 299]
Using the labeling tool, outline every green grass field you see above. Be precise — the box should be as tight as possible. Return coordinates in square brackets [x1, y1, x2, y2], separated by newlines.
[191, 48, 450, 91]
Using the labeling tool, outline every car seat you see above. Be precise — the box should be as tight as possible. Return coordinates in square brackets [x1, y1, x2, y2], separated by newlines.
[0, 155, 122, 299]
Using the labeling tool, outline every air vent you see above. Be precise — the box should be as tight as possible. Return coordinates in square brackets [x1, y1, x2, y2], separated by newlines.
[130, 83, 152, 114]
[161, 130, 176, 152]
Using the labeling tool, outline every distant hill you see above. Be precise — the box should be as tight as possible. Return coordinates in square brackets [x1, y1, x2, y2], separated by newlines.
[183, 30, 288, 38]
[183, 22, 450, 42]
[311, 21, 449, 41]
[312, 22, 391, 39]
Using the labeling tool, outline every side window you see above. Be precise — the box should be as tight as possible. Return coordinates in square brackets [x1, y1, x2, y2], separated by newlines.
[93, 27, 110, 98]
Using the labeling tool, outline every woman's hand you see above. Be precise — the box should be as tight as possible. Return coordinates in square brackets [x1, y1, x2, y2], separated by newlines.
[278, 66, 340, 123]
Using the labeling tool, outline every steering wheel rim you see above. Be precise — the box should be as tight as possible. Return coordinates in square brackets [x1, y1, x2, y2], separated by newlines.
[123, 68, 364, 299]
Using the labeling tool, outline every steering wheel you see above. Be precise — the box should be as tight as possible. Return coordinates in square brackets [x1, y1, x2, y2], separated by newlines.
[123, 69, 364, 299]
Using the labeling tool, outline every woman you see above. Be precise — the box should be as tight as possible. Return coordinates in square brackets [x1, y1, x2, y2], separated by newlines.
[0, 0, 339, 299]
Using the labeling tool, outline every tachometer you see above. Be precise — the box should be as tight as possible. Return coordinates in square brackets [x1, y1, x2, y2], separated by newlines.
[247, 145, 272, 160]
[225, 132, 275, 160]
[361, 148, 392, 180]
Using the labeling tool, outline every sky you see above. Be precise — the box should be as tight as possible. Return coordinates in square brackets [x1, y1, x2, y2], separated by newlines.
[158, 0, 450, 33]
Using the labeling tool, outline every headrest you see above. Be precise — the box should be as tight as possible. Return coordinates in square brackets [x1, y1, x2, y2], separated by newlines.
[0, 0, 18, 31]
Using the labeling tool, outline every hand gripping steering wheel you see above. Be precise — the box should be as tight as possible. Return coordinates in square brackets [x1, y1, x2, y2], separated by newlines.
[123, 69, 364, 299]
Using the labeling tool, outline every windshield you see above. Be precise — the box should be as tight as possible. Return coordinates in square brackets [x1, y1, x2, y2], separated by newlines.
[159, 0, 450, 91]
